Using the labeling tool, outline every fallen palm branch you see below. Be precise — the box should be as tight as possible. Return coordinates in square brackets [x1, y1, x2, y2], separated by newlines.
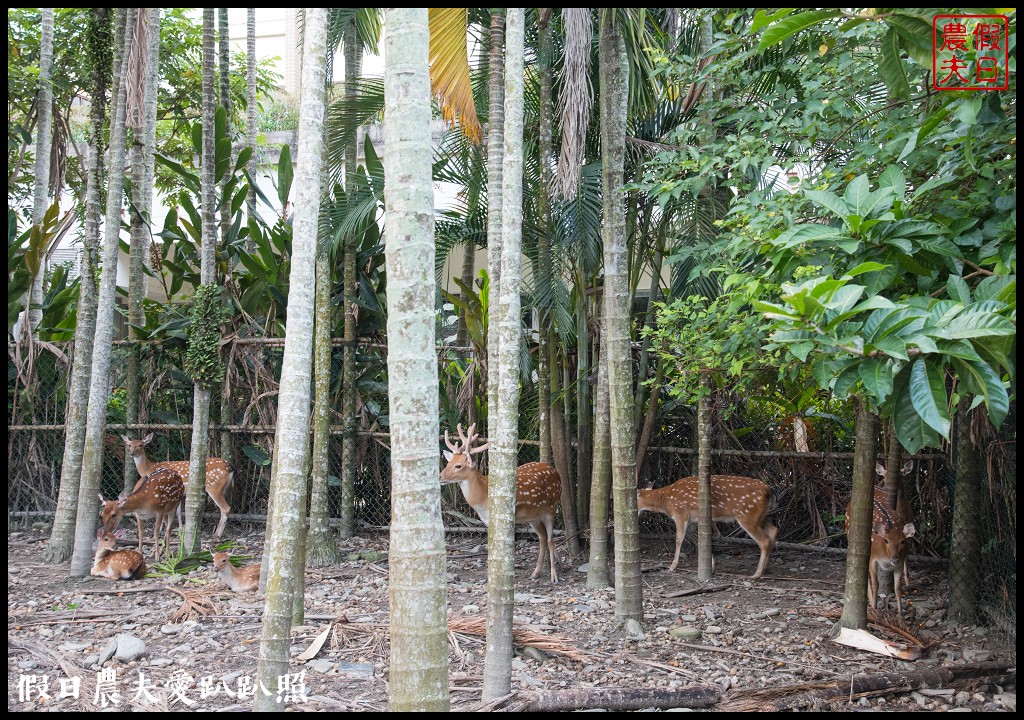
[447, 615, 589, 662]
[719, 661, 1016, 712]
[165, 585, 218, 622]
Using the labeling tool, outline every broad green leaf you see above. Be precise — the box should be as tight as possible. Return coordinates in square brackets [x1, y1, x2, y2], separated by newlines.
[758, 10, 841, 49]
[803, 189, 848, 218]
[844, 261, 890, 278]
[750, 8, 794, 34]
[872, 335, 909, 360]
[946, 274, 970, 304]
[891, 371, 943, 453]
[912, 174, 955, 200]
[877, 166, 906, 199]
[235, 145, 253, 172]
[833, 363, 862, 399]
[843, 174, 872, 217]
[277, 144, 294, 210]
[944, 312, 1016, 339]
[859, 358, 894, 404]
[879, 26, 911, 99]
[190, 122, 202, 157]
[935, 339, 983, 362]
[771, 223, 844, 249]
[909, 357, 951, 437]
[952, 358, 1009, 428]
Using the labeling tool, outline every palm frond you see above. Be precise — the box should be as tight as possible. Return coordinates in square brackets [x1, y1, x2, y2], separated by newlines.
[429, 8, 483, 145]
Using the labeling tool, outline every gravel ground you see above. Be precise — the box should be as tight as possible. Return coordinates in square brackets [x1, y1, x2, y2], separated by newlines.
[7, 525, 1016, 712]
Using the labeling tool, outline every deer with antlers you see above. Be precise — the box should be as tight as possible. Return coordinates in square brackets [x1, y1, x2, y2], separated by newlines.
[441, 423, 562, 583]
[122, 433, 235, 539]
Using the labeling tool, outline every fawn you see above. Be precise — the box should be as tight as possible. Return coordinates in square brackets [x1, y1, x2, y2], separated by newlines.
[91, 529, 148, 580]
[638, 475, 778, 579]
[99, 467, 185, 560]
[846, 487, 915, 618]
[212, 551, 261, 592]
[122, 433, 235, 539]
[441, 423, 562, 583]
[876, 460, 914, 584]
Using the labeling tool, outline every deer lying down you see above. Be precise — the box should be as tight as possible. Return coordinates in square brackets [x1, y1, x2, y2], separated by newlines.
[91, 530, 148, 581]
[212, 551, 261, 592]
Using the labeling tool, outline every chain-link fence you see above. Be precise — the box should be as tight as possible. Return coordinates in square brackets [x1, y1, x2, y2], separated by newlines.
[7, 337, 1015, 633]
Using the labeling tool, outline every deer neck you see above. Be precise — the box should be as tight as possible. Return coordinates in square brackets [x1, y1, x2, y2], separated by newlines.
[130, 451, 158, 477]
[638, 487, 666, 515]
[458, 470, 490, 519]
[94, 545, 112, 566]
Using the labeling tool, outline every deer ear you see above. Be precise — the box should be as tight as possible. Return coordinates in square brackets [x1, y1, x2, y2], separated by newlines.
[98, 494, 107, 507]
[114, 528, 127, 539]
[144, 432, 154, 444]
[901, 460, 913, 475]
[875, 463, 886, 477]
[442, 451, 453, 463]
[96, 528, 104, 539]
[903, 523, 916, 539]
[121, 434, 130, 445]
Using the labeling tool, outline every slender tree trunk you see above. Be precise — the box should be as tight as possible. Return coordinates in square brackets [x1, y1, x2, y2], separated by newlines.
[456, 242, 476, 348]
[483, 7, 523, 702]
[484, 11, 505, 433]
[557, 354, 579, 556]
[306, 62, 339, 566]
[948, 400, 983, 626]
[833, 398, 878, 631]
[383, 9, 449, 711]
[535, 9, 554, 467]
[246, 8, 257, 213]
[587, 336, 612, 588]
[575, 292, 592, 528]
[69, 9, 136, 577]
[253, 8, 327, 711]
[216, 8, 234, 464]
[878, 420, 903, 600]
[634, 359, 665, 485]
[125, 8, 160, 495]
[633, 242, 664, 431]
[182, 11, 218, 555]
[27, 7, 55, 334]
[696, 377, 713, 581]
[600, 13, 643, 625]
[340, 19, 362, 540]
[44, 6, 109, 564]
[548, 338, 572, 518]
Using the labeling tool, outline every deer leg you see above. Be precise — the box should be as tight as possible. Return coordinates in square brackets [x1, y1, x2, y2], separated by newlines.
[135, 515, 145, 554]
[868, 561, 880, 611]
[669, 519, 689, 572]
[893, 561, 906, 619]
[545, 516, 558, 584]
[530, 521, 547, 581]
[210, 490, 231, 539]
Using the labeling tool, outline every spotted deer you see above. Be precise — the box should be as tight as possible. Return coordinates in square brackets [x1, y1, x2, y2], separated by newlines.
[122, 433, 235, 539]
[91, 529, 148, 580]
[441, 423, 562, 583]
[638, 475, 778, 579]
[212, 551, 261, 592]
[99, 467, 185, 560]
[876, 460, 914, 584]
[845, 487, 916, 618]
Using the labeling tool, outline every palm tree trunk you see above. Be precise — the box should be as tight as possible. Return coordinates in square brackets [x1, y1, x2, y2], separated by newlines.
[27, 7, 54, 335]
[948, 400, 984, 626]
[44, 7, 110, 564]
[383, 9, 449, 711]
[483, 7, 523, 702]
[575, 291, 592, 528]
[246, 8, 257, 213]
[587, 335, 611, 588]
[125, 8, 160, 495]
[68, 9, 135, 577]
[600, 12, 643, 624]
[834, 398, 878, 631]
[484, 11, 505, 431]
[339, 18, 362, 540]
[535, 10, 554, 466]
[253, 8, 327, 711]
[182, 10, 218, 554]
[696, 376, 713, 581]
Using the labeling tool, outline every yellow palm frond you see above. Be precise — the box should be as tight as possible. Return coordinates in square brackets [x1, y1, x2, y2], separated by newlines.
[429, 8, 482, 145]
